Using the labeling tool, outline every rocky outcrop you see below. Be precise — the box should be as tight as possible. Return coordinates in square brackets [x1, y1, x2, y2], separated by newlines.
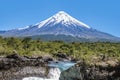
[60, 60, 120, 80]
[0, 53, 74, 80]
[0, 54, 48, 70]
[0, 66, 47, 80]
[0, 53, 54, 80]
[1, 53, 120, 80]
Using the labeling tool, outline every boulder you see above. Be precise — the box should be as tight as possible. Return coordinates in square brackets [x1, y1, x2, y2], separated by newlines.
[6, 53, 21, 59]
[43, 56, 53, 62]
[55, 53, 67, 59]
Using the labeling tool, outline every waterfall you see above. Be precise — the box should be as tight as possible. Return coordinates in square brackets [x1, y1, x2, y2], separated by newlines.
[22, 68, 61, 80]
[47, 68, 61, 80]
[22, 61, 76, 80]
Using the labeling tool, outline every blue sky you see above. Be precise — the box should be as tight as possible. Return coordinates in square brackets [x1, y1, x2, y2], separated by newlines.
[0, 0, 120, 37]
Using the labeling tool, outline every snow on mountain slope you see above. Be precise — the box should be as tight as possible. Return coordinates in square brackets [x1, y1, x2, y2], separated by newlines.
[36, 11, 90, 29]
[18, 26, 30, 30]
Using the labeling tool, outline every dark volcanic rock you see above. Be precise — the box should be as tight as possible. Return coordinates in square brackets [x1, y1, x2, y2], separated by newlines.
[1, 53, 120, 80]
[55, 53, 67, 59]
[0, 54, 49, 70]
[60, 61, 120, 80]
[43, 56, 53, 62]
[6, 53, 20, 59]
[0, 66, 47, 80]
[0, 54, 52, 80]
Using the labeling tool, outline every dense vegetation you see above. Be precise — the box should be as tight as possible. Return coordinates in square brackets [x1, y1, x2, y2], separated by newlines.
[0, 36, 120, 63]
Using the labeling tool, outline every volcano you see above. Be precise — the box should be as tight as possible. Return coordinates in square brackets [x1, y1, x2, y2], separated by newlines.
[0, 11, 120, 42]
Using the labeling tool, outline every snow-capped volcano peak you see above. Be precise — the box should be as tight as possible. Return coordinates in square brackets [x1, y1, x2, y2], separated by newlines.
[53, 11, 73, 23]
[37, 11, 90, 28]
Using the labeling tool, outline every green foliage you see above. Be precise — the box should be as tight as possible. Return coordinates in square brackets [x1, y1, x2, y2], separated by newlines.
[0, 36, 120, 62]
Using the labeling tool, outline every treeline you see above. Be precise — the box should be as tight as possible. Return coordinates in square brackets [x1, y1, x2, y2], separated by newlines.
[0, 36, 120, 61]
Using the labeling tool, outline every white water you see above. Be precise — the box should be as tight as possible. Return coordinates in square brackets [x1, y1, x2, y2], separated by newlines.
[47, 68, 61, 80]
[23, 77, 56, 80]
[23, 77, 55, 80]
[22, 61, 76, 80]
[22, 68, 61, 80]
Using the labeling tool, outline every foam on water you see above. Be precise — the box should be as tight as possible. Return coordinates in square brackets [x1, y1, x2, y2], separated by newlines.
[22, 68, 60, 80]
[23, 77, 56, 80]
